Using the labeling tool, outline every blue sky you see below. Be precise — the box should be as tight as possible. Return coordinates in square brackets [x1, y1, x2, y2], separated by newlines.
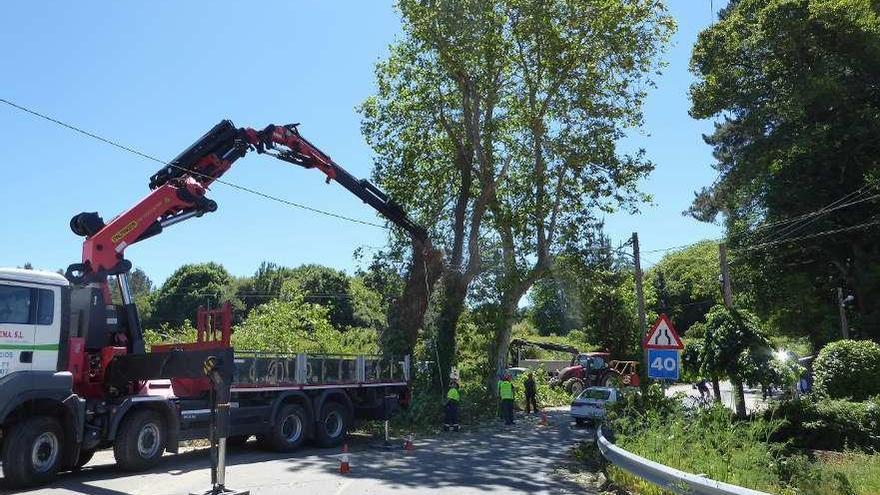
[0, 1, 725, 284]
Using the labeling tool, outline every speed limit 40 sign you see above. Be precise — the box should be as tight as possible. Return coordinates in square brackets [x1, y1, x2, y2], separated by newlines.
[647, 349, 680, 380]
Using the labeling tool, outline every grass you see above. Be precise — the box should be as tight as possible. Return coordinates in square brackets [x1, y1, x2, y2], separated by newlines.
[597, 389, 880, 495]
[609, 405, 789, 494]
[810, 451, 880, 495]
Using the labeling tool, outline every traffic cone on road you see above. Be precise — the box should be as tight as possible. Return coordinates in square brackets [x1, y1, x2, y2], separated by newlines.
[404, 433, 415, 452]
[338, 443, 351, 474]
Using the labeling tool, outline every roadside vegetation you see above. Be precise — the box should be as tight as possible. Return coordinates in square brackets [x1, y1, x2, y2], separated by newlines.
[596, 385, 878, 495]
[118, 0, 880, 489]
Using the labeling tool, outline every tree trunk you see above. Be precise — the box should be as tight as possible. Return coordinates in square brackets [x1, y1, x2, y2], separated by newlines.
[732, 377, 747, 418]
[383, 240, 444, 357]
[492, 295, 521, 382]
[431, 271, 469, 391]
[712, 377, 722, 403]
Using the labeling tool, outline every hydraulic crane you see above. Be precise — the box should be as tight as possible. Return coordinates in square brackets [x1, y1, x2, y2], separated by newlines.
[1, 120, 429, 494]
[64, 120, 428, 365]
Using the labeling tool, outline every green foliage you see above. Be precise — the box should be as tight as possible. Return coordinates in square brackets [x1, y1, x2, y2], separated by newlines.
[528, 277, 580, 336]
[699, 305, 772, 385]
[281, 264, 355, 330]
[645, 240, 719, 334]
[814, 340, 880, 401]
[235, 261, 297, 313]
[349, 276, 387, 332]
[143, 320, 198, 349]
[512, 369, 570, 408]
[688, 0, 880, 345]
[766, 396, 880, 452]
[231, 291, 376, 355]
[611, 404, 786, 492]
[150, 263, 239, 328]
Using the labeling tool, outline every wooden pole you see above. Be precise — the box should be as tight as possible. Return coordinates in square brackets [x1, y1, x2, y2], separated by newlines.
[633, 233, 648, 388]
[719, 243, 733, 308]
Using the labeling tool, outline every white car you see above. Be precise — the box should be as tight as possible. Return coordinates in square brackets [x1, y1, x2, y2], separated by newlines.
[570, 386, 619, 426]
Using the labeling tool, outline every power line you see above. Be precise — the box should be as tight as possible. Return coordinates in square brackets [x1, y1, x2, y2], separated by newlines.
[745, 217, 880, 251]
[753, 188, 878, 245]
[0, 97, 388, 229]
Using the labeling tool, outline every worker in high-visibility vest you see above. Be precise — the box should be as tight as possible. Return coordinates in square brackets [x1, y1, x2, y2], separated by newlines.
[498, 373, 515, 425]
[444, 380, 461, 431]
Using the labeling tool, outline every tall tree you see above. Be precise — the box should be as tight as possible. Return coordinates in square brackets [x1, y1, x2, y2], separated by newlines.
[688, 0, 880, 345]
[150, 262, 239, 328]
[699, 305, 771, 418]
[488, 0, 675, 379]
[361, 0, 511, 384]
[645, 240, 720, 335]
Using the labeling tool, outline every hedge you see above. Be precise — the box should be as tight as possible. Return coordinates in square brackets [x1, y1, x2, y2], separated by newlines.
[767, 396, 880, 451]
[813, 340, 880, 401]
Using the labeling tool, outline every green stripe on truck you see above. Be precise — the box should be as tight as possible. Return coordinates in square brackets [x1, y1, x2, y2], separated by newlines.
[0, 344, 60, 351]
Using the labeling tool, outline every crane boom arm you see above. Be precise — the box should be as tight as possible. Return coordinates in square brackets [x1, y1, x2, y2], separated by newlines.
[66, 120, 427, 284]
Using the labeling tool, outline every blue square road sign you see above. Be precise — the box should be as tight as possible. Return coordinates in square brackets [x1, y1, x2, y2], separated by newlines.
[647, 349, 680, 380]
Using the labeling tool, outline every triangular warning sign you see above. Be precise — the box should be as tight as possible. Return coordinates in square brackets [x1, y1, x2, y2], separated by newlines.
[643, 314, 684, 350]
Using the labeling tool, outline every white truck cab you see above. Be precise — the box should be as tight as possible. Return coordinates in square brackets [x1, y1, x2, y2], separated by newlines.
[0, 268, 67, 377]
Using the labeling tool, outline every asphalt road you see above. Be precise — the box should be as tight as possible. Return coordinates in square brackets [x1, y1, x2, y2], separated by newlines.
[2, 408, 599, 495]
[667, 380, 778, 413]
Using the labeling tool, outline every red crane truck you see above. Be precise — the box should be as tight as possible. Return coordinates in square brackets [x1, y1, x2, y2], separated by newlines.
[0, 120, 427, 488]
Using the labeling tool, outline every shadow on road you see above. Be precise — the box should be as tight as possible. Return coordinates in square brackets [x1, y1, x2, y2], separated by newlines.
[2, 409, 595, 494]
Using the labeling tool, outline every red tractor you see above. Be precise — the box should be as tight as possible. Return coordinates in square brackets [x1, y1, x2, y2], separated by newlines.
[509, 339, 639, 396]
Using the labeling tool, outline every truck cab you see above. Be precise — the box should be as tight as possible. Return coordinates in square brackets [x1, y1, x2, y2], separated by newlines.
[0, 268, 66, 378]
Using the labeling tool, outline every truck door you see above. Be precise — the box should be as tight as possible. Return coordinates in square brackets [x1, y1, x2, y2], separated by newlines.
[0, 283, 36, 376]
[32, 287, 60, 372]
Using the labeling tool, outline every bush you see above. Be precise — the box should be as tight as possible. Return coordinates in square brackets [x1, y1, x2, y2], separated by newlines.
[814, 340, 880, 401]
[512, 369, 570, 408]
[766, 397, 880, 452]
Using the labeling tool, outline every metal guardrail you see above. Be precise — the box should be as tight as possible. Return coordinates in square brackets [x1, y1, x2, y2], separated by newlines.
[596, 426, 771, 495]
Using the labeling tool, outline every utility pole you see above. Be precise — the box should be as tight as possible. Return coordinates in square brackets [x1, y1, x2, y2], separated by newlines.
[633, 233, 648, 389]
[718, 242, 746, 417]
[633, 233, 647, 334]
[719, 243, 733, 308]
[837, 287, 850, 339]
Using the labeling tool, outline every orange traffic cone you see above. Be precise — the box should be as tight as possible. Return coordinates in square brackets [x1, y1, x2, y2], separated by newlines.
[338, 443, 351, 474]
[539, 411, 548, 426]
[404, 433, 415, 452]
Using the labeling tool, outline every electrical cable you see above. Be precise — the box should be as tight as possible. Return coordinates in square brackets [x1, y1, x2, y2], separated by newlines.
[745, 217, 880, 251]
[753, 189, 878, 245]
[0, 97, 388, 229]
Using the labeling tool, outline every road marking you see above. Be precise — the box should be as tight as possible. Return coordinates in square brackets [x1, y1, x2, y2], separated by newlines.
[334, 479, 353, 495]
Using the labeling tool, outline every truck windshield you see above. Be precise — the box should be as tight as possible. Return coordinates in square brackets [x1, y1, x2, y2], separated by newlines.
[580, 389, 611, 401]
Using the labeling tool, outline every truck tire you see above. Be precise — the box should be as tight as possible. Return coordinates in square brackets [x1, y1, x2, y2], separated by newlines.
[265, 404, 308, 452]
[0, 416, 64, 488]
[315, 401, 349, 448]
[113, 409, 166, 471]
[564, 378, 584, 396]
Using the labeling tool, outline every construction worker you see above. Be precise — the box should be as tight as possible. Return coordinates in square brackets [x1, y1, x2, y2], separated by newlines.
[524, 371, 539, 414]
[444, 380, 460, 431]
[498, 373, 515, 425]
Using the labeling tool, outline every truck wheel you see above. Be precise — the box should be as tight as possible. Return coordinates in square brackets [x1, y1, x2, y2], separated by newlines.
[113, 409, 166, 471]
[266, 404, 308, 452]
[315, 402, 349, 448]
[1, 416, 64, 488]
[564, 378, 584, 396]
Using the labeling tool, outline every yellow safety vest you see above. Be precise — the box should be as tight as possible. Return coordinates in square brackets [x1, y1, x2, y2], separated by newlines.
[498, 380, 514, 400]
[447, 388, 460, 402]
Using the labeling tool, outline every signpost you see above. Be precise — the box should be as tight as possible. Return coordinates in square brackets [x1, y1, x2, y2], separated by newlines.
[643, 314, 683, 381]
